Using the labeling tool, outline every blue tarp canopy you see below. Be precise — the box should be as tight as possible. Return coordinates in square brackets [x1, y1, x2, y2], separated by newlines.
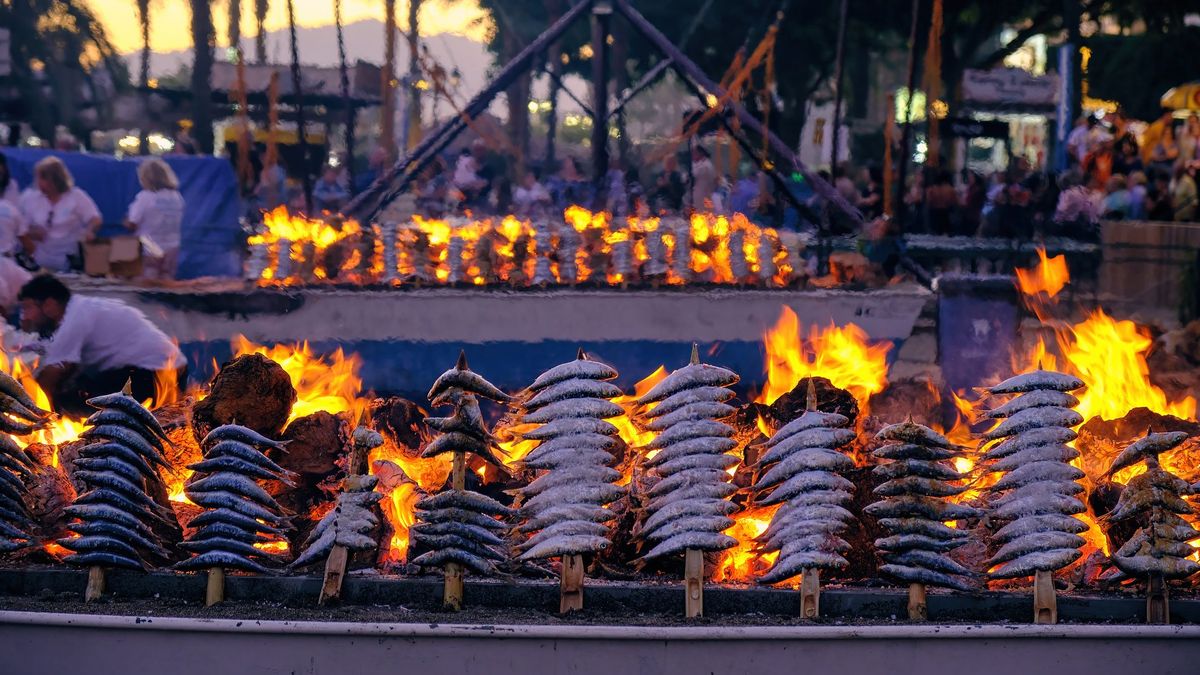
[1, 149, 243, 279]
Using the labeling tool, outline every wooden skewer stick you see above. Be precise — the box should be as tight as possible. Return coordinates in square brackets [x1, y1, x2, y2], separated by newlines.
[1033, 569, 1057, 624]
[800, 568, 820, 619]
[684, 548, 704, 618]
[85, 566, 105, 603]
[318, 434, 374, 606]
[560, 554, 585, 614]
[908, 583, 927, 621]
[205, 567, 225, 607]
[443, 451, 466, 610]
[1146, 573, 1169, 624]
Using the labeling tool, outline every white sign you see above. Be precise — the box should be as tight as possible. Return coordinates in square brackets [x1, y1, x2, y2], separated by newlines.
[963, 68, 1060, 107]
[0, 28, 10, 77]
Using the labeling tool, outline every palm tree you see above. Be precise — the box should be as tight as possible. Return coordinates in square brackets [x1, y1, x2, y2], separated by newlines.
[255, 0, 269, 63]
[190, 0, 215, 153]
[138, 0, 152, 154]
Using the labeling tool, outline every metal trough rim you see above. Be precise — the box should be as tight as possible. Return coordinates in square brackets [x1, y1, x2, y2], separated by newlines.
[3, 611, 1198, 641]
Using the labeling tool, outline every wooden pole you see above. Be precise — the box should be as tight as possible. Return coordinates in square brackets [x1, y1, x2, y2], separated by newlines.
[85, 566, 105, 603]
[1033, 569, 1056, 624]
[444, 451, 466, 610]
[829, 0, 849, 171]
[895, 0, 921, 231]
[286, 0, 312, 213]
[908, 582, 927, 621]
[590, 1, 612, 186]
[559, 553, 585, 613]
[800, 568, 820, 619]
[1147, 573, 1169, 624]
[318, 437, 372, 605]
[684, 548, 704, 618]
[883, 93, 896, 217]
[206, 567, 225, 607]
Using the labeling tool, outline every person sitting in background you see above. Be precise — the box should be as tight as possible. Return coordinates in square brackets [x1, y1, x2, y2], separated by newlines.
[18, 157, 101, 272]
[255, 157, 288, 212]
[0, 154, 19, 206]
[689, 146, 717, 212]
[924, 169, 956, 235]
[18, 274, 186, 417]
[1149, 123, 1180, 177]
[512, 171, 552, 218]
[1113, 134, 1143, 176]
[1145, 171, 1174, 222]
[1179, 113, 1200, 167]
[312, 164, 350, 213]
[1101, 174, 1132, 220]
[1127, 171, 1149, 220]
[126, 158, 185, 281]
[1173, 163, 1197, 222]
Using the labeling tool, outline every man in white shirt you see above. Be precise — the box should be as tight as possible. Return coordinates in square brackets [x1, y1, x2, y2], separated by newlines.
[17, 274, 186, 415]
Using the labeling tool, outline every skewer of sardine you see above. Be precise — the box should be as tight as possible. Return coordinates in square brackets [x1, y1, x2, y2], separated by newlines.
[427, 351, 512, 404]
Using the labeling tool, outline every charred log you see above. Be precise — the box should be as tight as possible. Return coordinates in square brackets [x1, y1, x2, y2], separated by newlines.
[191, 354, 297, 444]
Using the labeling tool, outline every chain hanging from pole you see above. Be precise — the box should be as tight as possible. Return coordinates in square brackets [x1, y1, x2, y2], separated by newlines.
[287, 0, 313, 212]
[334, 0, 356, 191]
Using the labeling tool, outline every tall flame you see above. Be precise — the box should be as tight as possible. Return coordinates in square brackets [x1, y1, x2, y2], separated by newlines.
[231, 336, 370, 426]
[1014, 248, 1069, 301]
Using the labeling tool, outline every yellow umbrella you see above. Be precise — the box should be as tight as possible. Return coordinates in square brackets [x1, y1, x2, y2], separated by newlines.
[1161, 82, 1200, 111]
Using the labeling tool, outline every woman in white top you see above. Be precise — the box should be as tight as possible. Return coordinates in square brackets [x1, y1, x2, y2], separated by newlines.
[126, 158, 185, 280]
[0, 154, 19, 206]
[18, 156, 102, 271]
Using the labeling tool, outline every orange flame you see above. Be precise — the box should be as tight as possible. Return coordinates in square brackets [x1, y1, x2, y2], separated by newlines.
[231, 336, 370, 426]
[712, 503, 781, 583]
[757, 307, 892, 407]
[1015, 248, 1069, 300]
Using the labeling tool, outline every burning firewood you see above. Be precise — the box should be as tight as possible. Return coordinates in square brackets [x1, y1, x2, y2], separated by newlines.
[508, 349, 625, 613]
[753, 381, 857, 618]
[410, 352, 513, 610]
[176, 424, 295, 606]
[191, 353, 297, 445]
[868, 419, 980, 620]
[0, 370, 46, 553]
[1105, 430, 1198, 624]
[979, 368, 1088, 624]
[632, 344, 740, 619]
[62, 385, 172, 602]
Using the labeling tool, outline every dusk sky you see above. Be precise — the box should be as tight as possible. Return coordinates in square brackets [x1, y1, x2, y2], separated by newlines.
[84, 0, 489, 55]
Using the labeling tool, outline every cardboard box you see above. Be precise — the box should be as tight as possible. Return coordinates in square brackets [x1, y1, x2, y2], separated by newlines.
[82, 236, 143, 278]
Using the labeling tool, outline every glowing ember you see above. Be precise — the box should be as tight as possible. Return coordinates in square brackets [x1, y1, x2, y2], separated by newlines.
[712, 504, 780, 583]
[756, 306, 891, 407]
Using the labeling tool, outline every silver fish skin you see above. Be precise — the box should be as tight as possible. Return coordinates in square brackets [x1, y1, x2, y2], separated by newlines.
[988, 531, 1086, 566]
[204, 440, 290, 475]
[187, 456, 294, 485]
[517, 466, 622, 498]
[518, 504, 614, 533]
[85, 409, 164, 449]
[759, 473, 854, 506]
[875, 533, 969, 552]
[527, 358, 618, 392]
[519, 448, 617, 471]
[521, 417, 619, 440]
[73, 457, 148, 486]
[875, 445, 961, 466]
[641, 531, 736, 560]
[875, 422, 951, 448]
[873, 476, 965, 498]
[756, 448, 855, 485]
[411, 521, 507, 547]
[0, 370, 50, 417]
[289, 528, 335, 569]
[523, 379, 622, 410]
[0, 518, 33, 540]
[758, 411, 851, 446]
[991, 480, 1083, 507]
[988, 369, 1084, 394]
[990, 444, 1079, 472]
[0, 538, 33, 552]
[864, 497, 980, 521]
[647, 482, 737, 513]
[181, 536, 287, 562]
[756, 516, 848, 545]
[86, 392, 167, 440]
[991, 461, 1084, 490]
[758, 428, 857, 463]
[647, 468, 731, 498]
[644, 437, 738, 468]
[191, 521, 270, 545]
[0, 414, 43, 435]
[1106, 431, 1191, 476]
[75, 488, 171, 524]
[992, 492, 1086, 519]
[989, 547, 1082, 578]
[872, 459, 963, 481]
[635, 364, 739, 405]
[411, 532, 503, 560]
[73, 470, 149, 502]
[777, 534, 852, 557]
[522, 432, 620, 460]
[58, 535, 143, 560]
[409, 547, 497, 575]
[987, 389, 1080, 418]
[879, 564, 974, 591]
[518, 520, 609, 551]
[202, 424, 289, 451]
[421, 432, 510, 469]
[641, 515, 734, 543]
[0, 434, 34, 467]
[982, 427, 1078, 459]
[522, 482, 626, 514]
[82, 425, 169, 467]
[184, 489, 285, 524]
[63, 503, 155, 538]
[784, 490, 854, 508]
[0, 393, 48, 424]
[1109, 487, 1194, 521]
[644, 402, 737, 431]
[78, 442, 159, 480]
[417, 506, 507, 530]
[759, 551, 847, 584]
[1112, 553, 1200, 579]
[427, 366, 511, 404]
[645, 420, 734, 450]
[1114, 532, 1195, 559]
[758, 523, 850, 554]
[175, 550, 276, 575]
[423, 414, 492, 440]
[641, 498, 739, 537]
[1125, 469, 1192, 495]
[64, 551, 146, 571]
[643, 386, 736, 418]
[881, 549, 975, 576]
[416, 489, 514, 517]
[187, 472, 282, 509]
[652, 452, 739, 477]
[518, 534, 610, 560]
[984, 406, 1084, 441]
[773, 503, 856, 527]
[188, 508, 291, 536]
[521, 398, 624, 424]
